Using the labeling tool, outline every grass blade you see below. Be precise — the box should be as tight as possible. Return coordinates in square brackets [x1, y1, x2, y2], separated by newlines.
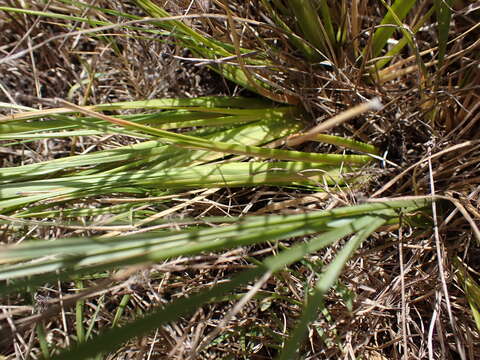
[48, 214, 383, 360]
[0, 162, 360, 212]
[288, 0, 334, 60]
[368, 0, 416, 58]
[278, 213, 389, 359]
[434, 0, 453, 68]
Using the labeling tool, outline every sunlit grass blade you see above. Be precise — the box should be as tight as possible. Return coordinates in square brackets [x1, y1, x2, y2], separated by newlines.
[373, 6, 435, 70]
[0, 161, 359, 212]
[46, 212, 390, 360]
[0, 204, 370, 271]
[313, 134, 379, 155]
[368, 0, 416, 59]
[287, 0, 334, 61]
[278, 213, 389, 359]
[53, 101, 373, 165]
[111, 294, 131, 328]
[0, 110, 272, 135]
[0, 106, 302, 182]
[0, 96, 276, 123]
[454, 257, 480, 331]
[0, 101, 372, 189]
[0, 198, 432, 294]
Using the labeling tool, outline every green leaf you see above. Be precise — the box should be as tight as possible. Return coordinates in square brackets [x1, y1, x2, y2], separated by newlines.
[434, 0, 453, 68]
[454, 258, 480, 332]
[49, 212, 383, 360]
[369, 0, 417, 58]
[278, 213, 388, 359]
[288, 0, 333, 59]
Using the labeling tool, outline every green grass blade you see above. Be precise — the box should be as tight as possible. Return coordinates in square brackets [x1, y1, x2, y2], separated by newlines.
[75, 280, 85, 343]
[288, 0, 332, 59]
[278, 213, 389, 359]
[314, 134, 380, 154]
[368, 0, 417, 58]
[85, 295, 105, 341]
[48, 213, 382, 360]
[54, 104, 372, 165]
[0, 107, 301, 182]
[112, 295, 131, 328]
[0, 210, 357, 280]
[50, 266, 264, 360]
[133, 0, 276, 95]
[259, 0, 320, 61]
[0, 162, 359, 212]
[454, 258, 480, 331]
[434, 0, 453, 68]
[0, 198, 431, 296]
[318, 0, 336, 46]
[36, 322, 51, 360]
[374, 6, 435, 70]
[0, 96, 276, 124]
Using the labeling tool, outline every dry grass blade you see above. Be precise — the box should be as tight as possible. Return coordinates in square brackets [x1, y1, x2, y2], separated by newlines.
[285, 98, 382, 147]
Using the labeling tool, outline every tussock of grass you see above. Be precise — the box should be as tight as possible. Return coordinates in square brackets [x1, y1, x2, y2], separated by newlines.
[0, 1, 479, 359]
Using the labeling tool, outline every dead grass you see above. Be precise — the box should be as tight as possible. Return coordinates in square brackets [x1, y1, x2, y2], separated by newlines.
[0, 0, 479, 359]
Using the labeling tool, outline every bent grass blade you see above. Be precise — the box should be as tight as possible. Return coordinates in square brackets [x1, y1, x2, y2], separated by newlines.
[38, 213, 390, 360]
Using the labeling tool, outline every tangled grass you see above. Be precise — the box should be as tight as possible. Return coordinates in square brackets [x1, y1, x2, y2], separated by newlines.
[0, 1, 479, 359]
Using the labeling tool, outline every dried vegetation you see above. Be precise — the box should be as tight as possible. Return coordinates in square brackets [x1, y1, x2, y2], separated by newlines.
[0, 0, 479, 359]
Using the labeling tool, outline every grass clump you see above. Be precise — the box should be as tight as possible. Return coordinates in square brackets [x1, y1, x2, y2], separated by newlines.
[0, 1, 479, 359]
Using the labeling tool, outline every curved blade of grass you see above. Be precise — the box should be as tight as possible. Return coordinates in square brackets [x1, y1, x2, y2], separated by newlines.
[1, 101, 371, 188]
[370, 0, 428, 86]
[0, 198, 431, 293]
[278, 213, 389, 359]
[54, 100, 373, 165]
[0, 110, 267, 135]
[368, 0, 416, 59]
[0, 215, 332, 280]
[0, 106, 302, 182]
[47, 214, 383, 360]
[0, 96, 275, 124]
[0, 203, 431, 302]
[374, 6, 435, 70]
[434, 0, 453, 68]
[288, 0, 334, 60]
